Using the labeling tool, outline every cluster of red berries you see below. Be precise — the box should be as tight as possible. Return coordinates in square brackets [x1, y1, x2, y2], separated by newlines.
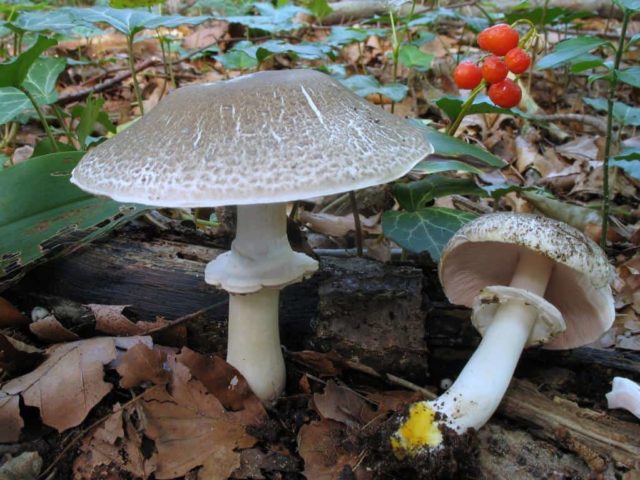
[453, 24, 531, 108]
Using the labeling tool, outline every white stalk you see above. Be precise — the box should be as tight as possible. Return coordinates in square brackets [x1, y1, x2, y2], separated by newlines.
[227, 289, 285, 403]
[206, 203, 318, 403]
[432, 248, 555, 432]
[392, 249, 555, 454]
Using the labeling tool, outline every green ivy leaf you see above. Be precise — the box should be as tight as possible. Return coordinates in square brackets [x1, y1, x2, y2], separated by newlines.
[110, 0, 165, 7]
[0, 87, 30, 124]
[340, 75, 407, 102]
[537, 37, 610, 70]
[398, 44, 433, 72]
[382, 207, 477, 260]
[0, 36, 57, 89]
[216, 50, 258, 70]
[393, 175, 486, 212]
[418, 127, 506, 169]
[305, 0, 332, 20]
[615, 0, 640, 11]
[22, 57, 66, 105]
[436, 94, 512, 121]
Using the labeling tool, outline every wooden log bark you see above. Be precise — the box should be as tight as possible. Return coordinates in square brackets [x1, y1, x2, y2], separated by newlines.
[17, 231, 428, 380]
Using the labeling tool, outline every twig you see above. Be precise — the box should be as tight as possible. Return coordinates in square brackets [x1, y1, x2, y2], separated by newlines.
[145, 299, 229, 336]
[344, 359, 436, 400]
[525, 113, 608, 134]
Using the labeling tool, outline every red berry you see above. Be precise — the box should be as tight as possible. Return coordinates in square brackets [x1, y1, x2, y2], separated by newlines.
[453, 61, 482, 90]
[477, 24, 519, 56]
[482, 56, 508, 84]
[505, 47, 531, 74]
[488, 79, 522, 108]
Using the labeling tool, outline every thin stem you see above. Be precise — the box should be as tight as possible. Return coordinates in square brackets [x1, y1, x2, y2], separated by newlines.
[601, 9, 631, 249]
[53, 105, 75, 147]
[20, 86, 58, 152]
[389, 10, 400, 114]
[446, 81, 485, 136]
[349, 190, 364, 257]
[126, 34, 145, 116]
[0, 122, 18, 149]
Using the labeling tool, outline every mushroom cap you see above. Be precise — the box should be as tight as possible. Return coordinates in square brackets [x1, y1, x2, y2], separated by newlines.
[439, 213, 615, 350]
[71, 69, 433, 207]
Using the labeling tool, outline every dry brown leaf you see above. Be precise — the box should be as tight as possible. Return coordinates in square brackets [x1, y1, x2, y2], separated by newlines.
[73, 404, 157, 480]
[0, 334, 43, 379]
[289, 350, 347, 377]
[140, 355, 265, 479]
[116, 343, 169, 389]
[515, 135, 551, 176]
[177, 347, 264, 416]
[0, 338, 116, 441]
[299, 211, 381, 237]
[312, 380, 376, 428]
[0, 393, 23, 443]
[556, 136, 599, 162]
[297, 419, 365, 480]
[29, 314, 81, 343]
[0, 298, 28, 329]
[182, 23, 228, 49]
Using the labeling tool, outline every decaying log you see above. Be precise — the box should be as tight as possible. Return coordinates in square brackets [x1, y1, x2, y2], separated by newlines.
[17, 231, 428, 380]
[501, 379, 640, 471]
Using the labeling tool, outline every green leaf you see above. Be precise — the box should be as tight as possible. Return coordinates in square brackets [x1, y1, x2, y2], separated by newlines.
[0, 151, 142, 290]
[615, 0, 640, 11]
[110, 0, 165, 7]
[340, 75, 408, 102]
[393, 175, 486, 211]
[305, 0, 332, 20]
[224, 3, 308, 33]
[398, 44, 433, 71]
[0, 87, 29, 124]
[617, 67, 640, 88]
[73, 7, 208, 36]
[327, 26, 371, 46]
[584, 97, 640, 126]
[11, 8, 91, 34]
[611, 159, 640, 179]
[613, 143, 640, 161]
[22, 57, 66, 105]
[74, 97, 113, 150]
[537, 37, 610, 70]
[420, 127, 506, 168]
[254, 40, 330, 62]
[436, 94, 511, 121]
[215, 49, 258, 70]
[569, 54, 607, 73]
[382, 207, 477, 260]
[0, 36, 57, 89]
[412, 159, 484, 175]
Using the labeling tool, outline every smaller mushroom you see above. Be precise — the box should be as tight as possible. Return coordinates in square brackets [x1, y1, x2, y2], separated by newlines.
[391, 213, 615, 456]
[606, 377, 640, 419]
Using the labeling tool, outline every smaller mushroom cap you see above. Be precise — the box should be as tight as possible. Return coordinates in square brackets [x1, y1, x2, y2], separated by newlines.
[439, 213, 614, 349]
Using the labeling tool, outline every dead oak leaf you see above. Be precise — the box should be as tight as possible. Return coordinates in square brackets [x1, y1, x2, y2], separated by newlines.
[0, 338, 116, 440]
[116, 343, 169, 389]
[313, 380, 376, 428]
[139, 356, 264, 480]
[73, 403, 156, 480]
[0, 298, 28, 329]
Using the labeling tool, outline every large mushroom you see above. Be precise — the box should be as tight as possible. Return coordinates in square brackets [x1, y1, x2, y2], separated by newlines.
[391, 213, 615, 455]
[71, 69, 433, 403]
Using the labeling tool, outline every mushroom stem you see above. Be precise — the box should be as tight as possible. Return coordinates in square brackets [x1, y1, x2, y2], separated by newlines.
[392, 249, 555, 455]
[227, 288, 286, 403]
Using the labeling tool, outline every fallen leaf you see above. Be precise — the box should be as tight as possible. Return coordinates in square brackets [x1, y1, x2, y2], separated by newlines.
[313, 380, 376, 428]
[289, 350, 347, 377]
[297, 419, 363, 480]
[116, 343, 169, 389]
[299, 211, 381, 237]
[73, 404, 156, 480]
[29, 314, 81, 343]
[140, 355, 265, 479]
[0, 334, 44, 379]
[0, 298, 28, 328]
[0, 338, 116, 441]
[177, 347, 264, 415]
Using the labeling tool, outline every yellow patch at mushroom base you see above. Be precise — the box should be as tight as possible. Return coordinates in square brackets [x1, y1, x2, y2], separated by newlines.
[390, 402, 443, 458]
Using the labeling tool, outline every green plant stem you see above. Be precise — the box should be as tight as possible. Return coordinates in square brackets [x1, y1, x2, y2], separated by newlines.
[53, 105, 75, 147]
[446, 81, 485, 136]
[126, 34, 145, 116]
[0, 122, 18, 149]
[389, 10, 400, 114]
[601, 8, 631, 249]
[20, 86, 58, 152]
